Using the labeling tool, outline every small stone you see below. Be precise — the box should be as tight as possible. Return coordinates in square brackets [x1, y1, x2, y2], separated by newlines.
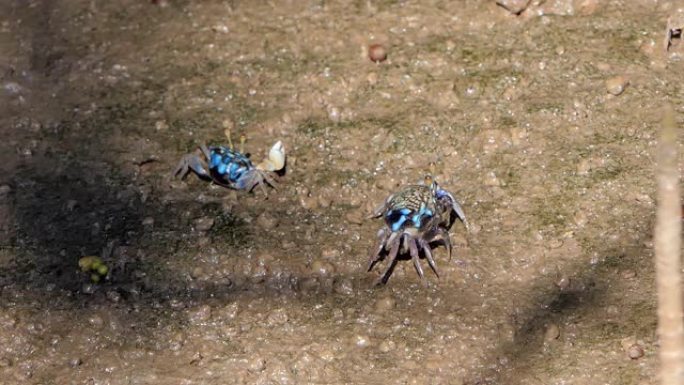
[321, 248, 340, 259]
[374, 296, 396, 312]
[106, 290, 122, 302]
[188, 305, 212, 324]
[633, 193, 653, 205]
[555, 275, 571, 290]
[222, 119, 234, 130]
[378, 340, 395, 353]
[66, 200, 78, 211]
[300, 195, 319, 210]
[368, 44, 387, 63]
[627, 344, 644, 359]
[318, 195, 332, 208]
[605, 76, 629, 96]
[142, 217, 154, 227]
[621, 269, 637, 279]
[88, 315, 104, 329]
[168, 332, 185, 351]
[256, 213, 278, 230]
[298, 277, 320, 293]
[154, 120, 168, 131]
[354, 334, 371, 348]
[544, 324, 560, 341]
[345, 210, 364, 225]
[248, 357, 266, 372]
[621, 336, 637, 350]
[606, 305, 619, 315]
[68, 357, 82, 367]
[193, 217, 214, 232]
[311, 260, 335, 276]
[82, 282, 97, 294]
[576, 159, 591, 175]
[333, 279, 354, 295]
[484, 171, 501, 186]
[0, 357, 11, 367]
[198, 236, 211, 247]
[547, 238, 563, 249]
[266, 308, 289, 326]
[0, 185, 10, 197]
[367, 72, 378, 85]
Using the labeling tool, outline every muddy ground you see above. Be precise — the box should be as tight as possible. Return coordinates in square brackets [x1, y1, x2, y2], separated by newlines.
[0, 0, 682, 384]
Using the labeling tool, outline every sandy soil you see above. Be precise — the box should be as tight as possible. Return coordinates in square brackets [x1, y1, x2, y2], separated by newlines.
[0, 0, 682, 384]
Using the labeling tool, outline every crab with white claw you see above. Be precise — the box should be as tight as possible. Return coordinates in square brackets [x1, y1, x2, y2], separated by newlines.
[172, 128, 285, 194]
[367, 175, 469, 286]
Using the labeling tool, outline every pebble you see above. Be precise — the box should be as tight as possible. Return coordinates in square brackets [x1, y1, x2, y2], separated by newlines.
[605, 76, 629, 96]
[483, 171, 502, 186]
[193, 217, 214, 232]
[142, 217, 154, 227]
[248, 357, 267, 372]
[378, 340, 395, 353]
[547, 238, 563, 249]
[0, 184, 10, 197]
[218, 302, 239, 319]
[354, 334, 371, 348]
[333, 279, 354, 296]
[310, 260, 335, 276]
[266, 308, 289, 326]
[368, 44, 387, 63]
[88, 315, 104, 330]
[68, 357, 82, 367]
[576, 159, 591, 175]
[374, 296, 396, 313]
[187, 305, 212, 324]
[555, 275, 571, 290]
[0, 357, 10, 367]
[298, 277, 320, 293]
[345, 210, 365, 225]
[544, 323, 560, 341]
[154, 120, 168, 131]
[3, 81, 22, 95]
[106, 290, 122, 302]
[620, 269, 636, 279]
[572, 211, 588, 228]
[627, 344, 644, 359]
[256, 212, 278, 230]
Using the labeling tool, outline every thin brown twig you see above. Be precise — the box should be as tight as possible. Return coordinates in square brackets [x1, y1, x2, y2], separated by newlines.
[655, 104, 684, 385]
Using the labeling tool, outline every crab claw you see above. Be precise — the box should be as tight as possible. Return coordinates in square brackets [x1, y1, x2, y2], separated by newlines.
[256, 141, 285, 172]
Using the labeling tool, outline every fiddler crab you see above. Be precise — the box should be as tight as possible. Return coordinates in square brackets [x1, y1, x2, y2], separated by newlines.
[367, 175, 469, 286]
[173, 129, 285, 194]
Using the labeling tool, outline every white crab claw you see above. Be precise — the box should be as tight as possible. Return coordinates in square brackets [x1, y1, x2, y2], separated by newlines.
[256, 141, 285, 172]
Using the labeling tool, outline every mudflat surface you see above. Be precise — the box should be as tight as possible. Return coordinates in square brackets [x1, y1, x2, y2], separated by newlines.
[0, 1, 682, 384]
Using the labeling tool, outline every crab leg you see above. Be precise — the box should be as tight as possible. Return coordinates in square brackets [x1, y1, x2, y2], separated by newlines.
[407, 235, 426, 284]
[374, 234, 401, 285]
[261, 172, 279, 189]
[367, 228, 389, 271]
[429, 227, 453, 261]
[419, 238, 439, 278]
[172, 153, 210, 180]
[451, 199, 470, 231]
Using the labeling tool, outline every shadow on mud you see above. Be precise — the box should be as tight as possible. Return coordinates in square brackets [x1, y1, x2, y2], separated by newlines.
[466, 239, 654, 385]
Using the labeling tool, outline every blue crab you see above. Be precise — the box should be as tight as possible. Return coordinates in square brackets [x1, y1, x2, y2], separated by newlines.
[367, 175, 469, 285]
[173, 129, 285, 193]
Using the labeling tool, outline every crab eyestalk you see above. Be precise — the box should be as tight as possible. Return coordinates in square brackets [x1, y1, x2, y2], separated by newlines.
[256, 141, 286, 172]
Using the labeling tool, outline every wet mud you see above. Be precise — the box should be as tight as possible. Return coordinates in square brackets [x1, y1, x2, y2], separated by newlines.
[0, 1, 682, 384]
